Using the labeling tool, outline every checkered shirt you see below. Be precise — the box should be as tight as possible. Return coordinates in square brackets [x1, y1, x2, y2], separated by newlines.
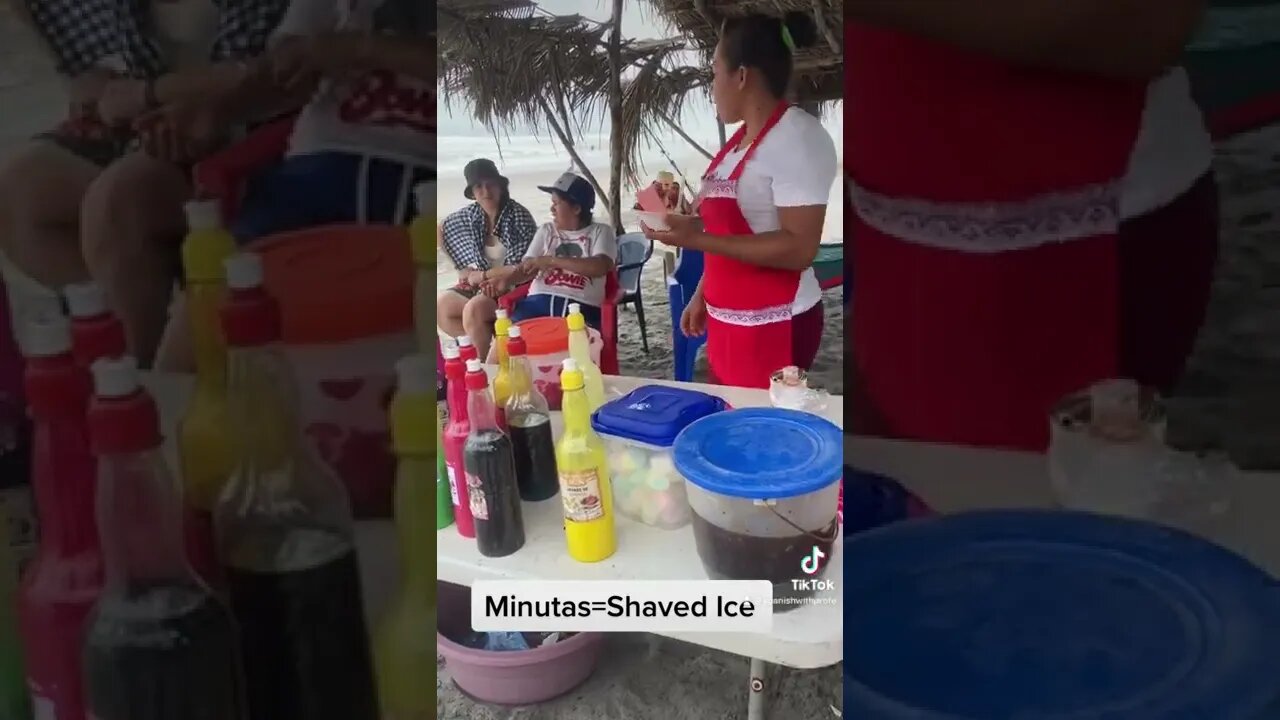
[440, 200, 538, 270]
[24, 0, 288, 78]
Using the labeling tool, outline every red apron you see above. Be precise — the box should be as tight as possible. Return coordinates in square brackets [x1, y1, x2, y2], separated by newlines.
[847, 26, 1147, 451]
[699, 102, 801, 389]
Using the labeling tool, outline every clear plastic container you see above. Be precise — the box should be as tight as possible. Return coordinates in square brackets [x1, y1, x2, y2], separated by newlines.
[673, 408, 842, 611]
[590, 385, 725, 529]
[1048, 379, 1232, 539]
[514, 317, 601, 410]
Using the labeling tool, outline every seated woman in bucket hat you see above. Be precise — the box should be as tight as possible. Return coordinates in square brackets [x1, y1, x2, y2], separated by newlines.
[485, 172, 617, 334]
[437, 158, 538, 359]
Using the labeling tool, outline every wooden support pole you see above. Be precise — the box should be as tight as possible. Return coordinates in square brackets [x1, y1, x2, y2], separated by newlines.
[607, 0, 625, 233]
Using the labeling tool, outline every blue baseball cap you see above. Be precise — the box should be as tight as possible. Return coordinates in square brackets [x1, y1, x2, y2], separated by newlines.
[537, 172, 595, 211]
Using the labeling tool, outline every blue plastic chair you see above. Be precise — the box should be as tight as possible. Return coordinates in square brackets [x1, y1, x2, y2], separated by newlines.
[616, 233, 653, 354]
[667, 249, 705, 382]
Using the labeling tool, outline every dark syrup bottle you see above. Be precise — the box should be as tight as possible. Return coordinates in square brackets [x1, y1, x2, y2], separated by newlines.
[462, 358, 525, 557]
[82, 356, 246, 720]
[503, 326, 558, 501]
[214, 254, 378, 720]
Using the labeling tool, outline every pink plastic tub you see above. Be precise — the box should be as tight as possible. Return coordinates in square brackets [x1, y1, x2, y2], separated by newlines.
[437, 583, 603, 705]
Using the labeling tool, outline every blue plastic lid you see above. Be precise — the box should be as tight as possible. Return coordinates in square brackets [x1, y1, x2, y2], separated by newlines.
[672, 407, 842, 500]
[844, 510, 1280, 720]
[590, 385, 725, 447]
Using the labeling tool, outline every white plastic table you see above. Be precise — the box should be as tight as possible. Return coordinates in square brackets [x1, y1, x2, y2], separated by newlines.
[144, 372, 844, 720]
[436, 374, 844, 720]
[845, 435, 1280, 578]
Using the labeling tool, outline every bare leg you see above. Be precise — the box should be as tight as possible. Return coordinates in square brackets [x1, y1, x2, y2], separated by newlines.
[80, 152, 190, 367]
[0, 141, 100, 288]
[436, 289, 467, 337]
[462, 294, 498, 361]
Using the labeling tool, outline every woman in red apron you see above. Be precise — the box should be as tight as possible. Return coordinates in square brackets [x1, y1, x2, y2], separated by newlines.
[846, 2, 1216, 451]
[644, 12, 837, 389]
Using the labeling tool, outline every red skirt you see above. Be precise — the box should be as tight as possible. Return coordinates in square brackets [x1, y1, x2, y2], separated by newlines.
[852, 172, 1218, 451]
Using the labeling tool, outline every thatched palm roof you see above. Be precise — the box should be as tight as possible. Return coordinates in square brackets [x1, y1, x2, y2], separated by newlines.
[439, 0, 842, 219]
[638, 0, 844, 104]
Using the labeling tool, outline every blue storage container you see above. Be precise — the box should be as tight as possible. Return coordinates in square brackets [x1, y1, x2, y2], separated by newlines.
[844, 510, 1280, 719]
[673, 408, 843, 608]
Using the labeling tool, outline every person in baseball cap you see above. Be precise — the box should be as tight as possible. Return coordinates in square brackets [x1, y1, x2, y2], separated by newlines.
[537, 172, 596, 214]
[480, 171, 618, 331]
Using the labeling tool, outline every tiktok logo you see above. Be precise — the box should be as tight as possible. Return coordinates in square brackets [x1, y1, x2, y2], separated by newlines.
[800, 545, 826, 575]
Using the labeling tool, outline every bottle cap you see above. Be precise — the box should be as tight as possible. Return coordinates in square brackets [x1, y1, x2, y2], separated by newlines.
[23, 313, 71, 358]
[91, 356, 140, 398]
[442, 342, 460, 360]
[224, 253, 264, 289]
[395, 354, 434, 395]
[413, 182, 434, 218]
[64, 282, 106, 318]
[465, 358, 482, 373]
[561, 357, 584, 391]
[495, 308, 508, 319]
[410, 183, 435, 264]
[568, 303, 582, 315]
[507, 325, 526, 355]
[457, 335, 474, 348]
[184, 199, 223, 232]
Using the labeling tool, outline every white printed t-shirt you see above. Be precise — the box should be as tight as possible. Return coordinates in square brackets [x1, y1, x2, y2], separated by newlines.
[524, 222, 619, 308]
[704, 106, 838, 315]
[272, 0, 433, 167]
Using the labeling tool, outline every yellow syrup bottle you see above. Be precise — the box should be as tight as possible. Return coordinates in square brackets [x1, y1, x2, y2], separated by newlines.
[555, 358, 615, 562]
[176, 199, 237, 586]
[492, 308, 512, 422]
[374, 354, 438, 719]
[410, 182, 437, 354]
[566, 303, 606, 411]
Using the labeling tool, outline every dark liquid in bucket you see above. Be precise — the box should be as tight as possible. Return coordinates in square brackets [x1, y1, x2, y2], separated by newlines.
[509, 414, 558, 502]
[83, 584, 245, 720]
[464, 429, 526, 557]
[226, 539, 379, 720]
[690, 514, 836, 613]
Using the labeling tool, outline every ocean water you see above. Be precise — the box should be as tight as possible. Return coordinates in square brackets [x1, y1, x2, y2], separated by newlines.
[437, 107, 845, 242]
[438, 102, 843, 179]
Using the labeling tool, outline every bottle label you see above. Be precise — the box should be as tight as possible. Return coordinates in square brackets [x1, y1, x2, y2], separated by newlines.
[446, 465, 460, 505]
[560, 469, 604, 522]
[466, 472, 489, 520]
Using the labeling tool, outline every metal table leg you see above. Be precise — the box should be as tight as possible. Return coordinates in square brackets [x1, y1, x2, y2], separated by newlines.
[748, 657, 768, 720]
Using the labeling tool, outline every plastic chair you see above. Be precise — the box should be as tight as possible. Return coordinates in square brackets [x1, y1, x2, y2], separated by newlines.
[193, 116, 297, 221]
[498, 274, 622, 376]
[666, 248, 705, 383]
[1184, 2, 1280, 138]
[615, 233, 653, 354]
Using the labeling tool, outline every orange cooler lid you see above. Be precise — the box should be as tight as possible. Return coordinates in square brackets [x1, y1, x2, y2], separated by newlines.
[249, 225, 413, 344]
[516, 317, 569, 356]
